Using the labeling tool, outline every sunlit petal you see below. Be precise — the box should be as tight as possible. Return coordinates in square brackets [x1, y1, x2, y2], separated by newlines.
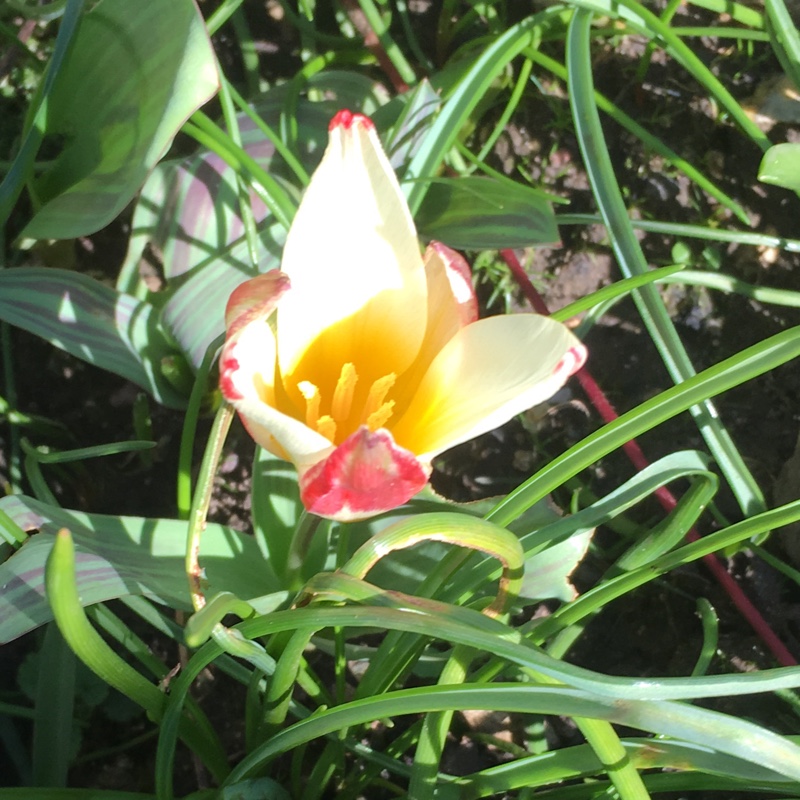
[391, 315, 587, 459]
[300, 426, 429, 521]
[224, 270, 291, 337]
[278, 112, 427, 391]
[426, 242, 478, 326]
[221, 301, 333, 468]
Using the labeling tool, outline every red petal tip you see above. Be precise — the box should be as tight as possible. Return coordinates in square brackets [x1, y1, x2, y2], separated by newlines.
[555, 344, 588, 380]
[300, 427, 428, 521]
[329, 110, 374, 132]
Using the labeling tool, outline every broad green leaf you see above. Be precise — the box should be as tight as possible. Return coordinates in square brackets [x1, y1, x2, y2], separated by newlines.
[0, 495, 278, 643]
[415, 177, 558, 249]
[160, 248, 280, 370]
[377, 79, 442, 174]
[519, 529, 591, 602]
[22, 0, 219, 240]
[759, 142, 800, 192]
[250, 447, 304, 579]
[0, 267, 188, 408]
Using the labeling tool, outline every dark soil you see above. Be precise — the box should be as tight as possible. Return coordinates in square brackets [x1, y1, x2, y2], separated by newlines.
[3, 2, 800, 797]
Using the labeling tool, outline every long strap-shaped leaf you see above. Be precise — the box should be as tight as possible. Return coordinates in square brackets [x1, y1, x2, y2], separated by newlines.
[565, 8, 765, 516]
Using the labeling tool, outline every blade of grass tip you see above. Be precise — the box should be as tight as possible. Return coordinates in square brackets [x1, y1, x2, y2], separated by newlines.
[692, 598, 719, 676]
[502, 250, 797, 666]
[566, 8, 766, 518]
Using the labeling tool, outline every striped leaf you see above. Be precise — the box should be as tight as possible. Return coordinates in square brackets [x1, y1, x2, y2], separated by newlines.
[415, 177, 559, 249]
[0, 494, 278, 644]
[0, 267, 188, 407]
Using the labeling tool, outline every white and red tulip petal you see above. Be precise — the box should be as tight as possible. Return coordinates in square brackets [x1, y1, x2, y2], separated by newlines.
[299, 426, 429, 521]
[220, 109, 588, 523]
[277, 111, 428, 399]
[224, 269, 291, 336]
[220, 280, 334, 467]
[391, 314, 587, 460]
[425, 242, 478, 326]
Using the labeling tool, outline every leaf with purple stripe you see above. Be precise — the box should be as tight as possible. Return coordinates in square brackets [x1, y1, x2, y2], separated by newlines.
[0, 495, 279, 644]
[0, 267, 188, 407]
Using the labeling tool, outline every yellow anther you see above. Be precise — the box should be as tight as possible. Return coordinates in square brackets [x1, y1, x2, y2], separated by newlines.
[298, 381, 321, 429]
[366, 401, 395, 431]
[316, 415, 337, 442]
[331, 362, 358, 423]
[363, 374, 396, 420]
[363, 373, 396, 431]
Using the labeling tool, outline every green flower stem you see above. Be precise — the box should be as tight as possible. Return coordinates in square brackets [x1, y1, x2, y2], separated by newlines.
[45, 529, 229, 784]
[177, 333, 225, 519]
[185, 402, 234, 612]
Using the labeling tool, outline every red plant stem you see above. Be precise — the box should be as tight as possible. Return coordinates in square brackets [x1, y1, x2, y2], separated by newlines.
[501, 248, 796, 667]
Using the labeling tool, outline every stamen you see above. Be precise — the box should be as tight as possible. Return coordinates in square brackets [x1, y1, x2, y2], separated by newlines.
[363, 373, 397, 431]
[366, 401, 395, 431]
[316, 415, 337, 442]
[331, 362, 358, 423]
[363, 374, 396, 421]
[298, 381, 321, 429]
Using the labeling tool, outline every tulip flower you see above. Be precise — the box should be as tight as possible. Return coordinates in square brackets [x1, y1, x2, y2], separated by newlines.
[220, 110, 586, 521]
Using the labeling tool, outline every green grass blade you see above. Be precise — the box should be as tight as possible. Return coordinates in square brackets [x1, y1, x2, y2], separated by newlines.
[404, 10, 564, 214]
[567, 0, 771, 149]
[764, 0, 800, 90]
[527, 48, 749, 223]
[488, 324, 800, 526]
[224, 682, 800, 784]
[565, 8, 766, 517]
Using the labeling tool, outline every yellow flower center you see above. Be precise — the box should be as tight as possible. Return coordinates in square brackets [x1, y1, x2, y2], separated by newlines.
[297, 363, 396, 443]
